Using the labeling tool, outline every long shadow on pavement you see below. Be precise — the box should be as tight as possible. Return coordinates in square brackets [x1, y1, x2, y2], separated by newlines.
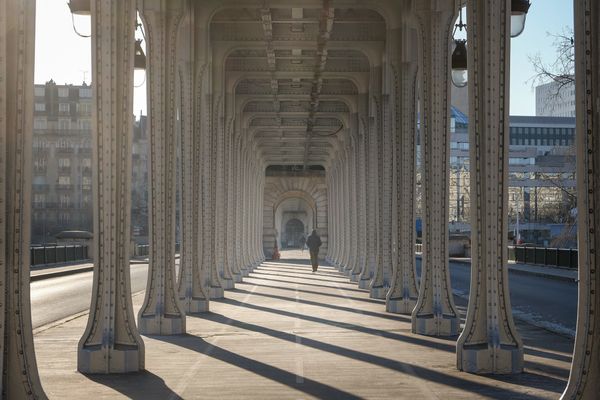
[230, 288, 411, 323]
[246, 275, 368, 293]
[189, 313, 560, 399]
[84, 370, 181, 400]
[214, 297, 457, 352]
[245, 282, 385, 305]
[155, 333, 362, 400]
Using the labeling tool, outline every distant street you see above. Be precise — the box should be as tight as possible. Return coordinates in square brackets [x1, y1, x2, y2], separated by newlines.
[31, 259, 578, 337]
[417, 259, 578, 335]
[30, 264, 148, 329]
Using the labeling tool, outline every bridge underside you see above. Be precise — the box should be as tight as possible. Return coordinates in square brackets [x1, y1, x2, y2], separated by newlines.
[1, 0, 600, 399]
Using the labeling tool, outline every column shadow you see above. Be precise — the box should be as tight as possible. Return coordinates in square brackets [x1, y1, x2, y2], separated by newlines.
[212, 297, 456, 352]
[245, 282, 385, 305]
[230, 288, 411, 323]
[187, 313, 561, 399]
[250, 270, 352, 284]
[155, 333, 363, 400]
[84, 370, 181, 400]
[244, 275, 368, 293]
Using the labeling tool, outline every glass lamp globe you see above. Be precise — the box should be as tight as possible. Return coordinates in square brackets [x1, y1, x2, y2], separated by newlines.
[511, 0, 531, 38]
[451, 40, 468, 88]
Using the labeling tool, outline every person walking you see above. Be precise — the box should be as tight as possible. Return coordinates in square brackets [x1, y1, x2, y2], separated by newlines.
[306, 230, 322, 272]
[300, 234, 307, 252]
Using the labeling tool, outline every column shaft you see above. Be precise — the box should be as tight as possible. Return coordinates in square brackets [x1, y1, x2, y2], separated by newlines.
[562, 0, 600, 397]
[457, 0, 523, 373]
[387, 58, 420, 314]
[78, 0, 144, 373]
[412, 6, 460, 336]
[0, 0, 47, 396]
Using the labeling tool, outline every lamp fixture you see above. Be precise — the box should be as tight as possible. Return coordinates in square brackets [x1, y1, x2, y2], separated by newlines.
[451, 7, 468, 88]
[134, 39, 146, 70]
[510, 0, 531, 38]
[68, 0, 91, 37]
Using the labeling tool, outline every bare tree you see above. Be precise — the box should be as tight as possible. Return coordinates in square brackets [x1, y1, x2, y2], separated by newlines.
[528, 27, 574, 97]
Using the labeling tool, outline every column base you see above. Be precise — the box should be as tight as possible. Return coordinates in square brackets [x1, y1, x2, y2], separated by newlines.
[210, 286, 224, 299]
[78, 345, 143, 374]
[138, 314, 186, 336]
[412, 314, 459, 337]
[386, 298, 417, 314]
[221, 278, 235, 290]
[358, 277, 371, 290]
[232, 272, 243, 283]
[181, 298, 209, 313]
[458, 344, 523, 374]
[349, 271, 361, 283]
[369, 285, 389, 299]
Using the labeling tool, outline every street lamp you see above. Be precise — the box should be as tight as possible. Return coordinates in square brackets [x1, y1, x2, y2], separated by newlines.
[451, 7, 468, 88]
[68, 0, 90, 15]
[511, 0, 531, 38]
[451, 40, 468, 88]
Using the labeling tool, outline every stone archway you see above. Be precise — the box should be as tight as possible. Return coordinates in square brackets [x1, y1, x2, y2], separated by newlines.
[263, 175, 328, 259]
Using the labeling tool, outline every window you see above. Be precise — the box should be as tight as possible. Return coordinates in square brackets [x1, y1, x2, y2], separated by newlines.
[58, 119, 70, 130]
[34, 194, 46, 207]
[79, 88, 92, 98]
[78, 102, 92, 114]
[82, 176, 92, 186]
[34, 87, 45, 97]
[59, 212, 70, 224]
[81, 158, 92, 168]
[58, 87, 69, 97]
[34, 118, 47, 130]
[79, 119, 91, 130]
[35, 103, 46, 112]
[58, 176, 71, 185]
[60, 194, 70, 208]
[58, 158, 71, 168]
[34, 158, 47, 169]
[59, 103, 70, 112]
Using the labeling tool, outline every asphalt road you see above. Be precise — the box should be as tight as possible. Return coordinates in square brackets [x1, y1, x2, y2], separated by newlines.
[417, 259, 578, 335]
[31, 259, 578, 337]
[30, 263, 149, 329]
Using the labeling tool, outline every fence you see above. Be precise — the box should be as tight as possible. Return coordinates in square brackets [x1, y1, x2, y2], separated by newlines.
[30, 245, 89, 266]
[508, 245, 578, 269]
[415, 243, 577, 269]
[132, 243, 180, 258]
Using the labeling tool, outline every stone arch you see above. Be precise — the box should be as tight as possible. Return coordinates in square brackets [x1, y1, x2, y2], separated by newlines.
[263, 176, 328, 259]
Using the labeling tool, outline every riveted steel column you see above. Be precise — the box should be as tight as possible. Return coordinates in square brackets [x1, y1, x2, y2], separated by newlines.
[457, 0, 523, 373]
[387, 25, 420, 314]
[353, 106, 369, 283]
[0, 0, 47, 396]
[370, 91, 393, 299]
[137, 0, 187, 336]
[562, 0, 600, 397]
[412, 3, 460, 336]
[177, 7, 209, 314]
[78, 0, 145, 373]
[359, 90, 379, 290]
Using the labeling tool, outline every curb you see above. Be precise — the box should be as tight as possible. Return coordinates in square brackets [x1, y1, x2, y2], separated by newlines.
[30, 265, 94, 282]
[30, 260, 150, 282]
[417, 254, 577, 283]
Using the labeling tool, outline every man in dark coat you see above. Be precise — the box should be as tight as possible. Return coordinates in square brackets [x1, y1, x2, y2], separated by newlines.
[306, 230, 322, 272]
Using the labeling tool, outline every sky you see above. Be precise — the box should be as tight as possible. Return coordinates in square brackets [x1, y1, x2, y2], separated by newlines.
[35, 0, 573, 117]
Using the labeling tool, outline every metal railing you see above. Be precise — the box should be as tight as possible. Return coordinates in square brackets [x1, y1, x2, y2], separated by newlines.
[30, 245, 89, 266]
[508, 245, 578, 269]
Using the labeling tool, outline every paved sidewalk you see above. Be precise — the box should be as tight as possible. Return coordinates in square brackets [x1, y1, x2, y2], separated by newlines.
[34, 251, 572, 399]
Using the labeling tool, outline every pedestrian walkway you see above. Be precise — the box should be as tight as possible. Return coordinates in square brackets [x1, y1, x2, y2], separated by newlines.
[34, 250, 572, 399]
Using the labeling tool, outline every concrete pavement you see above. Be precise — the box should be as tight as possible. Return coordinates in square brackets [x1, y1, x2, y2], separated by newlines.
[34, 250, 572, 399]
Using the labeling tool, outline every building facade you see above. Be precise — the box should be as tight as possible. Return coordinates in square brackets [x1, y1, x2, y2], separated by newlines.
[535, 80, 576, 117]
[31, 80, 148, 244]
